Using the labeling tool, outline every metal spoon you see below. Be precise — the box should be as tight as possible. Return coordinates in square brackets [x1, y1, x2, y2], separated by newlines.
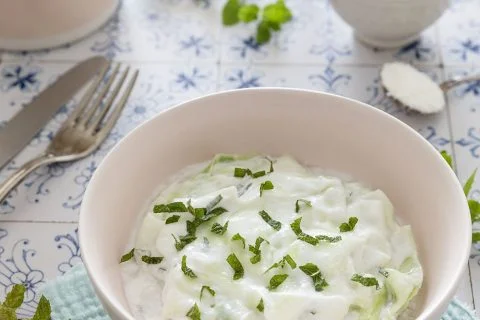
[381, 62, 480, 114]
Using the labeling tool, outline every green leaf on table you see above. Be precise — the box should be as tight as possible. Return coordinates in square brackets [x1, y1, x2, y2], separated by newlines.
[470, 199, 480, 223]
[0, 306, 16, 320]
[223, 0, 242, 25]
[263, 0, 293, 24]
[440, 150, 453, 169]
[473, 232, 480, 243]
[464, 169, 477, 197]
[238, 4, 259, 22]
[2, 284, 25, 309]
[31, 295, 51, 320]
[256, 20, 272, 44]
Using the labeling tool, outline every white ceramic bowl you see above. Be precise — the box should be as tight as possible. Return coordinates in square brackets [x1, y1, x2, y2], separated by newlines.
[79, 88, 471, 320]
[330, 0, 449, 48]
[0, 0, 119, 51]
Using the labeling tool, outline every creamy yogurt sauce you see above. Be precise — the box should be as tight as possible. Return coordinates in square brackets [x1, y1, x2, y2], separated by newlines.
[120, 155, 423, 320]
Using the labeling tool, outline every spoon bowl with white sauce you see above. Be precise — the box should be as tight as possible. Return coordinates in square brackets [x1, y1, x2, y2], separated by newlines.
[79, 88, 471, 320]
[381, 61, 480, 114]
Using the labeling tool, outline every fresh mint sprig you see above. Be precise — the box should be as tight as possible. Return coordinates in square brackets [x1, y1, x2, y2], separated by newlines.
[0, 284, 51, 320]
[222, 0, 293, 45]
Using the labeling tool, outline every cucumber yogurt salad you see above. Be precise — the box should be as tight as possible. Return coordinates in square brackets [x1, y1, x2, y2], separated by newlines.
[120, 155, 423, 320]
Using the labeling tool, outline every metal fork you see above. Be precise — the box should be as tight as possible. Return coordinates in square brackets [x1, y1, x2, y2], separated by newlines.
[0, 63, 139, 203]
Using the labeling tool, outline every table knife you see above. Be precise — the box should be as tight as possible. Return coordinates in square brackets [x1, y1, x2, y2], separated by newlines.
[0, 55, 109, 169]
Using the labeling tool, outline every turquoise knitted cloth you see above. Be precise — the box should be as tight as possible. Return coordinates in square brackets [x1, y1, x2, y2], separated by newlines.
[43, 263, 477, 320]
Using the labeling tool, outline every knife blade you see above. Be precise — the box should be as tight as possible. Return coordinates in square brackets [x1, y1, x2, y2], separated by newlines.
[0, 55, 109, 169]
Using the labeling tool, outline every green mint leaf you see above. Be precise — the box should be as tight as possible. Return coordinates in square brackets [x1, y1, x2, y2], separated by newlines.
[203, 207, 228, 221]
[222, 0, 242, 25]
[186, 303, 201, 320]
[154, 202, 188, 213]
[440, 150, 453, 169]
[299, 263, 328, 292]
[469, 200, 480, 223]
[464, 169, 477, 197]
[120, 248, 135, 263]
[235, 167, 252, 178]
[206, 195, 223, 212]
[193, 208, 207, 219]
[290, 217, 319, 245]
[316, 235, 342, 243]
[256, 20, 271, 44]
[200, 286, 216, 300]
[268, 274, 288, 290]
[263, 0, 292, 24]
[211, 221, 229, 235]
[256, 298, 264, 312]
[31, 295, 51, 320]
[3, 284, 25, 309]
[166, 215, 181, 224]
[172, 234, 197, 251]
[238, 4, 259, 22]
[258, 210, 281, 230]
[252, 170, 266, 178]
[186, 220, 198, 235]
[232, 233, 246, 249]
[268, 21, 281, 31]
[250, 254, 261, 264]
[181, 255, 197, 279]
[339, 217, 358, 232]
[141, 255, 164, 265]
[351, 274, 380, 290]
[249, 237, 267, 264]
[295, 199, 312, 213]
[473, 232, 480, 243]
[226, 253, 244, 280]
[265, 255, 296, 273]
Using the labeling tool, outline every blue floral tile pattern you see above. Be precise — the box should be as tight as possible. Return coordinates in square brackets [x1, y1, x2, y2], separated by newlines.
[0, 0, 479, 314]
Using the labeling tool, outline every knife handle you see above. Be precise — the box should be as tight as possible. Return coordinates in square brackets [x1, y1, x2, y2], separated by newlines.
[0, 154, 57, 203]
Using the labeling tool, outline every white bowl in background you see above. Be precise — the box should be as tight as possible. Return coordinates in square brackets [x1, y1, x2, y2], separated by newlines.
[330, 0, 449, 48]
[79, 88, 471, 320]
[0, 0, 119, 51]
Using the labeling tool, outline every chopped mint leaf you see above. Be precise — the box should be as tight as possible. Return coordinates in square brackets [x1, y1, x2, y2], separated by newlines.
[470, 200, 480, 223]
[206, 194, 223, 212]
[464, 169, 477, 197]
[316, 235, 342, 243]
[166, 215, 181, 224]
[31, 295, 51, 320]
[3, 284, 25, 309]
[211, 221, 229, 235]
[295, 199, 312, 213]
[299, 263, 328, 292]
[193, 208, 207, 219]
[249, 237, 267, 264]
[267, 158, 274, 173]
[226, 253, 244, 280]
[200, 286, 216, 300]
[256, 298, 264, 312]
[265, 254, 296, 273]
[172, 234, 197, 251]
[339, 217, 358, 232]
[290, 217, 319, 245]
[238, 4, 260, 22]
[154, 202, 188, 213]
[234, 167, 252, 178]
[181, 255, 197, 279]
[258, 210, 281, 230]
[259, 180, 274, 196]
[120, 248, 135, 263]
[232, 233, 246, 249]
[204, 207, 228, 221]
[186, 303, 201, 320]
[440, 150, 453, 169]
[186, 220, 198, 235]
[252, 170, 266, 178]
[268, 274, 288, 290]
[351, 274, 380, 289]
[141, 255, 164, 264]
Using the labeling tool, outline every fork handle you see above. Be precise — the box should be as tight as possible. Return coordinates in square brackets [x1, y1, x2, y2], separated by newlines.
[0, 154, 56, 204]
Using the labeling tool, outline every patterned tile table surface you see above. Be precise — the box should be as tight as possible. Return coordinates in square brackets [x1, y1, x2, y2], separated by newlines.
[0, 0, 480, 317]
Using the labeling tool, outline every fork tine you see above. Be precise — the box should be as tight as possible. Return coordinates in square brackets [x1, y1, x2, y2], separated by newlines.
[77, 63, 120, 127]
[96, 69, 139, 138]
[87, 67, 130, 132]
[66, 61, 111, 125]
